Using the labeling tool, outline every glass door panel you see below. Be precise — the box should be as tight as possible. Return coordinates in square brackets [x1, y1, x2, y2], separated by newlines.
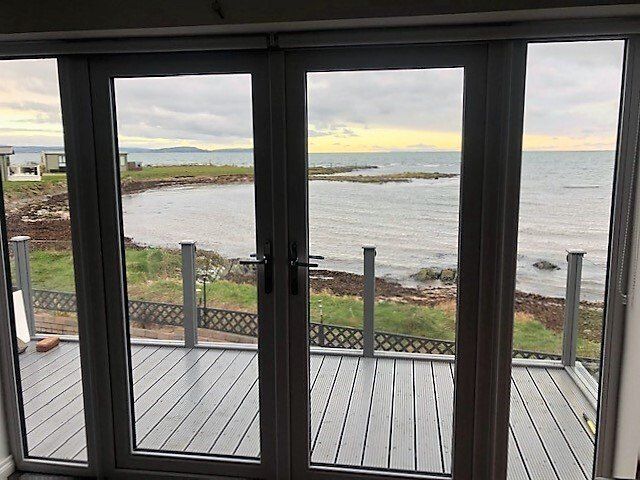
[112, 73, 262, 459]
[305, 68, 463, 475]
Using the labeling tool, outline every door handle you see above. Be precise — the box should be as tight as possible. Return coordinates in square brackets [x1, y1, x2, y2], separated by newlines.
[239, 241, 273, 294]
[289, 242, 323, 295]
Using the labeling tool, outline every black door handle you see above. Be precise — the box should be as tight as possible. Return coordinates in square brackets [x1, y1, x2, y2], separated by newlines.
[292, 260, 318, 268]
[289, 242, 323, 295]
[239, 241, 273, 294]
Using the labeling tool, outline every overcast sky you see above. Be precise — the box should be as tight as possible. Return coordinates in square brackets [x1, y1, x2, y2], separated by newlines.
[0, 40, 625, 152]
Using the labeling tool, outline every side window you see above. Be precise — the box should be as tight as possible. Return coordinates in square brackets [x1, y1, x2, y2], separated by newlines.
[508, 41, 624, 479]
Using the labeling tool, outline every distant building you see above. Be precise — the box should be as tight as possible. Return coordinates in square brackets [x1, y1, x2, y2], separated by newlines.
[40, 151, 66, 173]
[41, 151, 131, 172]
[0, 147, 41, 182]
[0, 146, 14, 182]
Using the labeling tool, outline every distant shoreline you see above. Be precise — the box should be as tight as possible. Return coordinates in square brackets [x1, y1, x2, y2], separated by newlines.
[9, 146, 618, 155]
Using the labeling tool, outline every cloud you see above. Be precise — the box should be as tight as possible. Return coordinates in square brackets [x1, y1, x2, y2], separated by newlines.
[114, 74, 254, 148]
[522, 41, 624, 148]
[0, 41, 627, 151]
[307, 68, 464, 137]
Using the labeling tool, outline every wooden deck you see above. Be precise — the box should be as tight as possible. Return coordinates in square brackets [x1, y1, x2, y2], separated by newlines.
[18, 341, 597, 479]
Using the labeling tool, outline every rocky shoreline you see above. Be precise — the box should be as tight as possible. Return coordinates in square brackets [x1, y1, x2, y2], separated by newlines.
[4, 174, 255, 243]
[4, 175, 604, 339]
[225, 265, 603, 335]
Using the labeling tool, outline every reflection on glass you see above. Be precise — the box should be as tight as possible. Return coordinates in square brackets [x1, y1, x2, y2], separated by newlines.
[306, 68, 463, 474]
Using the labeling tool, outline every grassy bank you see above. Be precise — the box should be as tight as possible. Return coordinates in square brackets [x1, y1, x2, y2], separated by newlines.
[2, 173, 67, 198]
[121, 164, 252, 180]
[121, 164, 372, 180]
[1, 164, 399, 201]
[25, 247, 602, 359]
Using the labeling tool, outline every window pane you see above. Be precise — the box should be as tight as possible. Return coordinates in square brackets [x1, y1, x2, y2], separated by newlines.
[0, 59, 87, 463]
[113, 73, 261, 459]
[306, 68, 463, 475]
[509, 41, 624, 479]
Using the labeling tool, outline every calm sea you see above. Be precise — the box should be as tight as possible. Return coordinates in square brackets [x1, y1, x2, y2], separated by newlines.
[13, 150, 615, 300]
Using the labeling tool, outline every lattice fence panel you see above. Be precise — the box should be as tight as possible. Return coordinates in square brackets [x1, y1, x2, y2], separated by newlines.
[310, 323, 363, 349]
[199, 307, 258, 337]
[375, 331, 456, 355]
[129, 300, 184, 326]
[33, 290, 77, 312]
[512, 349, 562, 361]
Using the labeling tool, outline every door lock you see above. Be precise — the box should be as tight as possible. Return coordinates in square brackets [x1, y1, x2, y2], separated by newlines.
[239, 241, 273, 294]
[289, 241, 323, 295]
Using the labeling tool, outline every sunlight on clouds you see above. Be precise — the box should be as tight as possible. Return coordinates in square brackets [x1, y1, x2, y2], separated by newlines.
[522, 133, 619, 151]
[308, 125, 462, 153]
[0, 43, 625, 152]
[117, 134, 253, 150]
[0, 58, 63, 146]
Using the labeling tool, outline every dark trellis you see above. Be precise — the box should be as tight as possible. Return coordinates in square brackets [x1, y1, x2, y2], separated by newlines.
[32, 289, 598, 363]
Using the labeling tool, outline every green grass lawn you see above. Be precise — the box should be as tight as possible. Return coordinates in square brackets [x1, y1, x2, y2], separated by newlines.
[24, 246, 602, 359]
[2, 165, 382, 200]
[121, 164, 253, 180]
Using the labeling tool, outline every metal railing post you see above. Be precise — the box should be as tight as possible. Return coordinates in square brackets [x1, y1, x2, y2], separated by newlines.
[10, 236, 35, 336]
[363, 245, 376, 357]
[181, 241, 198, 348]
[562, 250, 586, 367]
[319, 320, 326, 347]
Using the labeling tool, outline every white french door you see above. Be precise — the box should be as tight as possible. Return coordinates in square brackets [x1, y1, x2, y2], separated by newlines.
[283, 43, 522, 480]
[86, 51, 278, 478]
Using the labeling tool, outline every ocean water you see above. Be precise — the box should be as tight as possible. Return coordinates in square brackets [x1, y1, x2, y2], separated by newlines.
[13, 150, 615, 300]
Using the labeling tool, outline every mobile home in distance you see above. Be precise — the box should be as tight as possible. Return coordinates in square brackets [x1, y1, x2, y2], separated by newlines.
[41, 151, 130, 172]
[0, 146, 40, 182]
[40, 151, 66, 173]
[0, 146, 13, 182]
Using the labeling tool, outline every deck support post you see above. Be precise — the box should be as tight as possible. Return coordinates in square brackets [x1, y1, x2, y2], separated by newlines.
[181, 241, 198, 348]
[562, 250, 586, 367]
[363, 245, 376, 357]
[10, 236, 35, 336]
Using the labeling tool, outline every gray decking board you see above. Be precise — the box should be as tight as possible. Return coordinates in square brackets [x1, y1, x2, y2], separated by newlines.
[136, 349, 226, 444]
[210, 381, 259, 456]
[162, 351, 254, 453]
[310, 355, 342, 444]
[185, 354, 258, 454]
[547, 368, 597, 440]
[508, 428, 530, 480]
[528, 368, 594, 476]
[413, 359, 443, 473]
[390, 359, 415, 471]
[432, 361, 454, 473]
[362, 357, 394, 469]
[139, 349, 235, 449]
[311, 356, 359, 464]
[512, 368, 586, 480]
[334, 357, 376, 467]
[234, 412, 260, 458]
[18, 341, 596, 479]
[509, 376, 559, 480]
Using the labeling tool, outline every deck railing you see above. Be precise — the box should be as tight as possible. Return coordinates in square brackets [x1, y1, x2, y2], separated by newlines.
[13, 236, 598, 366]
[31, 288, 597, 363]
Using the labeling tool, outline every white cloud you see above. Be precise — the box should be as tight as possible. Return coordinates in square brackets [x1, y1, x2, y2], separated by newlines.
[0, 41, 626, 151]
